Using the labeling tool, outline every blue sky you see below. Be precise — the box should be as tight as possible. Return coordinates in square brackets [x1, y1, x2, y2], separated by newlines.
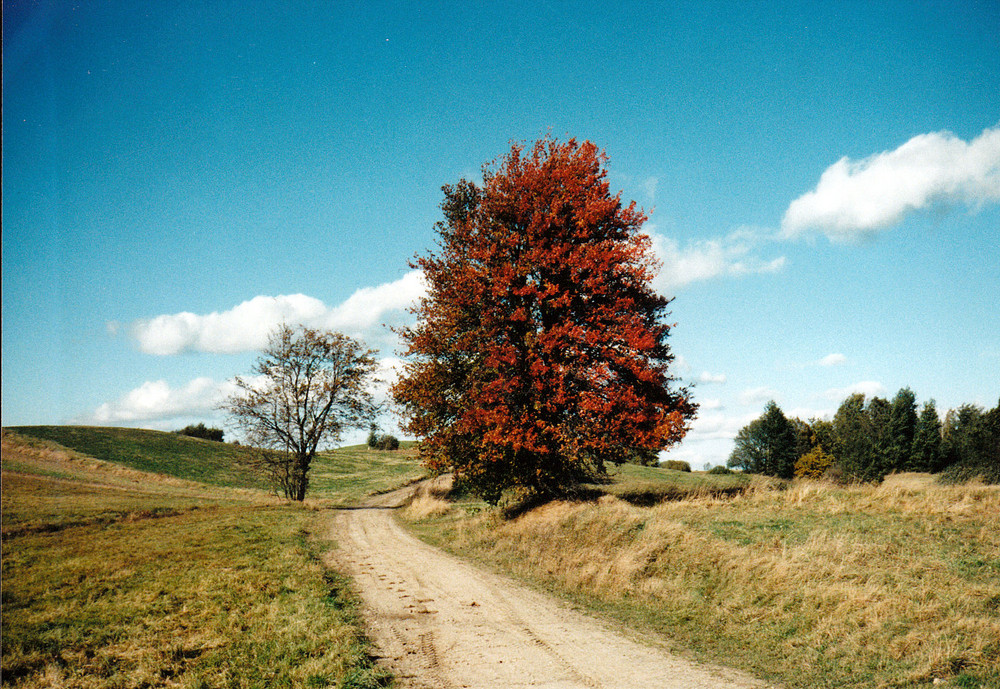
[3, 0, 998, 464]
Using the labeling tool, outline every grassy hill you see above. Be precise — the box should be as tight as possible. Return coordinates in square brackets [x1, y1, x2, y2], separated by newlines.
[8, 425, 268, 490]
[1, 427, 418, 688]
[7, 426, 428, 504]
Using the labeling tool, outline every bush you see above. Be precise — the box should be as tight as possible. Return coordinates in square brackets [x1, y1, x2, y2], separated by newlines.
[794, 446, 835, 479]
[377, 434, 400, 451]
[661, 460, 692, 472]
[176, 423, 224, 442]
[707, 466, 733, 475]
[368, 432, 400, 451]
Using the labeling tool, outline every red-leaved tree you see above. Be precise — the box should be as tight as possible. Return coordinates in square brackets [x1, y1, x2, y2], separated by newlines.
[393, 138, 696, 502]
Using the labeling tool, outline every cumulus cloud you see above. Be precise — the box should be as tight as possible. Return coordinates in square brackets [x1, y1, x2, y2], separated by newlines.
[698, 371, 727, 384]
[822, 380, 886, 401]
[129, 270, 426, 355]
[818, 353, 847, 367]
[739, 386, 780, 407]
[661, 410, 759, 467]
[83, 377, 238, 425]
[782, 126, 1000, 241]
[649, 228, 786, 291]
[82, 356, 404, 432]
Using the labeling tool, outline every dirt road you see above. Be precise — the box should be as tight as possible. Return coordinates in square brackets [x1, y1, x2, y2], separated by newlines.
[328, 487, 771, 689]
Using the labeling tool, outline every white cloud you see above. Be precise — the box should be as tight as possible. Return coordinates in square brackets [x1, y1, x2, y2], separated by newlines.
[660, 410, 758, 467]
[738, 386, 780, 407]
[83, 377, 238, 425]
[782, 126, 1000, 241]
[687, 411, 759, 441]
[698, 371, 727, 384]
[129, 270, 427, 355]
[822, 380, 886, 401]
[81, 361, 402, 434]
[649, 228, 786, 291]
[642, 176, 659, 201]
[818, 353, 847, 367]
[673, 354, 693, 375]
[698, 398, 724, 410]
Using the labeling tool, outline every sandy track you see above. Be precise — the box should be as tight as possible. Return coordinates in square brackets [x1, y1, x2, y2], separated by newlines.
[327, 487, 771, 689]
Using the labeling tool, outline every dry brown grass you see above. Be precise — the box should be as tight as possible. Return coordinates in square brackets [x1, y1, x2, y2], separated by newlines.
[408, 475, 1000, 688]
[403, 475, 455, 519]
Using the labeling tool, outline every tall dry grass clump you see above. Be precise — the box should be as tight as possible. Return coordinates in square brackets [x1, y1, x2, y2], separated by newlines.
[416, 475, 1000, 688]
[403, 475, 455, 519]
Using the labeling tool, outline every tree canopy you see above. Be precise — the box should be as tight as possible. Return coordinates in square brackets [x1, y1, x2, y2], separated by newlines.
[393, 137, 695, 502]
[224, 325, 378, 500]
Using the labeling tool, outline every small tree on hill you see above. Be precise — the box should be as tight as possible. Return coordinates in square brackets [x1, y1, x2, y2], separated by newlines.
[393, 137, 696, 503]
[224, 325, 378, 501]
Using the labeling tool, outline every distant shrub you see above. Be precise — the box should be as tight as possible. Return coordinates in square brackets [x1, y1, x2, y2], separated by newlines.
[707, 466, 733, 475]
[368, 432, 400, 451]
[662, 460, 692, 472]
[794, 446, 835, 479]
[378, 434, 400, 451]
[176, 423, 224, 442]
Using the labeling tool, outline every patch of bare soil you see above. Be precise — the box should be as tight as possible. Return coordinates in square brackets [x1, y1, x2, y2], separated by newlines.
[328, 486, 772, 689]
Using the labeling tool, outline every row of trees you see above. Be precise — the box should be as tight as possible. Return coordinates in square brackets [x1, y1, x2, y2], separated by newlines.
[728, 390, 1000, 484]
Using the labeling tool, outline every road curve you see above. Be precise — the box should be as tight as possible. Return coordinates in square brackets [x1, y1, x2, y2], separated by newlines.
[327, 486, 771, 689]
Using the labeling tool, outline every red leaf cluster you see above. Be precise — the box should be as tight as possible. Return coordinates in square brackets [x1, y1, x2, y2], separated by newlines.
[393, 138, 696, 502]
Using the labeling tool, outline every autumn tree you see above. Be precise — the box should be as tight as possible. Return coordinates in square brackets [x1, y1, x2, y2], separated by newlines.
[393, 138, 695, 503]
[794, 445, 834, 479]
[224, 325, 378, 501]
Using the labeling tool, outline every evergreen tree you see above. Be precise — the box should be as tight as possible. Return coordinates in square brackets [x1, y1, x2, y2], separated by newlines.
[833, 393, 880, 482]
[910, 400, 942, 472]
[941, 404, 985, 472]
[887, 387, 918, 473]
[867, 396, 893, 479]
[728, 401, 797, 478]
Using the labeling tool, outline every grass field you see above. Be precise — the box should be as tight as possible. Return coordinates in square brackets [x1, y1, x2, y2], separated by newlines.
[404, 471, 1000, 689]
[1, 428, 424, 688]
[7, 426, 269, 490]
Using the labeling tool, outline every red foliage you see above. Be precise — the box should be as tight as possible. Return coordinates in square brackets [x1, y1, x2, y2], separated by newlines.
[393, 138, 696, 502]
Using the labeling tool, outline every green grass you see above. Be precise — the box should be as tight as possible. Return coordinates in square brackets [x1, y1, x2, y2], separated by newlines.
[7, 426, 427, 505]
[8, 426, 268, 489]
[308, 443, 426, 506]
[1, 428, 419, 688]
[2, 505, 389, 689]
